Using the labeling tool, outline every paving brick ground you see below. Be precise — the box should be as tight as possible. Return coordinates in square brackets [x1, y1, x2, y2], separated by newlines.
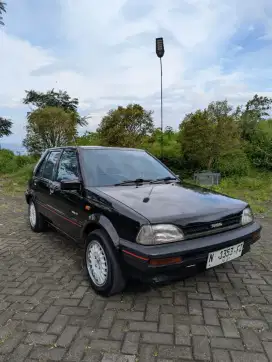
[0, 194, 272, 361]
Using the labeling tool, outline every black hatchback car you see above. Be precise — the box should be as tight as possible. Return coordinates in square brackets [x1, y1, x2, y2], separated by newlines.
[25, 146, 261, 296]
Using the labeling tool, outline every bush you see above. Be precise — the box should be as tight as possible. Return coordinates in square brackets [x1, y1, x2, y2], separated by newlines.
[245, 120, 272, 170]
[215, 150, 250, 177]
[11, 163, 35, 182]
[0, 149, 35, 174]
[0, 148, 14, 159]
[0, 149, 16, 173]
[15, 155, 36, 168]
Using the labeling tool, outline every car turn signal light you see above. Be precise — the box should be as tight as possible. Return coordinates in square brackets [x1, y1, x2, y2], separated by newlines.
[252, 231, 260, 242]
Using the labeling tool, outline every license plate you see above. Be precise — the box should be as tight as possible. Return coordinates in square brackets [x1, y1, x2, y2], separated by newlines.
[206, 242, 244, 269]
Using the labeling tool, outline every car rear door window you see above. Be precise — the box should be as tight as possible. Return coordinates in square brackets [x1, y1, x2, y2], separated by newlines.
[42, 151, 61, 180]
[56, 150, 79, 182]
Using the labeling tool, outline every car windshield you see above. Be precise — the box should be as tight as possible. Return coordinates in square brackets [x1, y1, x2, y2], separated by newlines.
[81, 149, 175, 187]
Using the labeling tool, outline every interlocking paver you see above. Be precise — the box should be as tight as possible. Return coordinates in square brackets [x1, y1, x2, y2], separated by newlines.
[30, 346, 66, 361]
[139, 344, 156, 362]
[8, 344, 33, 362]
[210, 337, 244, 350]
[230, 351, 268, 362]
[0, 194, 272, 361]
[203, 307, 220, 325]
[159, 313, 174, 333]
[241, 329, 264, 352]
[221, 318, 240, 338]
[158, 344, 193, 359]
[117, 311, 144, 321]
[122, 331, 140, 354]
[47, 314, 69, 334]
[64, 336, 89, 361]
[213, 349, 231, 362]
[90, 339, 121, 352]
[129, 321, 157, 332]
[57, 325, 79, 347]
[145, 304, 160, 322]
[110, 319, 127, 340]
[191, 324, 223, 337]
[142, 332, 173, 345]
[193, 335, 211, 360]
[175, 324, 191, 345]
[25, 332, 57, 345]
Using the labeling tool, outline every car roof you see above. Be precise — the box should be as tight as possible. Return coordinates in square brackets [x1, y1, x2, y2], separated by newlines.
[46, 146, 145, 152]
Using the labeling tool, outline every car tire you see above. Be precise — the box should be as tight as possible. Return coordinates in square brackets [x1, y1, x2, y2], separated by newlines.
[28, 199, 47, 232]
[85, 229, 126, 296]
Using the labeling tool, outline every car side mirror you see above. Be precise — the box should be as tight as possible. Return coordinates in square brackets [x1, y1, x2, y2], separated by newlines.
[60, 179, 81, 191]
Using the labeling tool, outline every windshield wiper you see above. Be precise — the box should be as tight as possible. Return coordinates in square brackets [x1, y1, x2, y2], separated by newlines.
[115, 178, 153, 186]
[151, 176, 178, 184]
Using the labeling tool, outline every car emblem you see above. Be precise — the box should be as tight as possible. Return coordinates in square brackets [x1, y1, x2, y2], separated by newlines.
[211, 222, 222, 228]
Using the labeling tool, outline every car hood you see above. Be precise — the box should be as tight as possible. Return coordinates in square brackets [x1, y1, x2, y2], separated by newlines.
[94, 182, 247, 225]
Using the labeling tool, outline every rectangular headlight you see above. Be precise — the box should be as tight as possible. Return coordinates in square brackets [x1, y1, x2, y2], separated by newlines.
[136, 224, 184, 245]
[241, 207, 254, 225]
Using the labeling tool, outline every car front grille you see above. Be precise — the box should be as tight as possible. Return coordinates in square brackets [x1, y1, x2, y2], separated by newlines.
[183, 213, 242, 237]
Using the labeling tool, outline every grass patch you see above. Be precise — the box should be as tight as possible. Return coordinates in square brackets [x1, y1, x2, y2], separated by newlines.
[206, 171, 272, 214]
[0, 164, 35, 195]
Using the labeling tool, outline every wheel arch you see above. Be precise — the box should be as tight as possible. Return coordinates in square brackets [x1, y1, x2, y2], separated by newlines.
[25, 190, 36, 204]
[81, 214, 120, 248]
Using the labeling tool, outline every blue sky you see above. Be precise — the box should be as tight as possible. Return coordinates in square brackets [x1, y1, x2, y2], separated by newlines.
[1, 0, 272, 147]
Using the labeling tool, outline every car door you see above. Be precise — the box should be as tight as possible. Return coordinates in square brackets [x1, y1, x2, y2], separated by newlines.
[52, 149, 86, 241]
[32, 150, 62, 224]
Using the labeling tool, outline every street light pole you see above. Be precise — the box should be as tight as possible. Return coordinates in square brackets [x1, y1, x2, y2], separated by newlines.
[156, 37, 165, 159]
[160, 57, 163, 159]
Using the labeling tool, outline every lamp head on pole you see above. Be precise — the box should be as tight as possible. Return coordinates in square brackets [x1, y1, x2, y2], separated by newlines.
[156, 37, 165, 58]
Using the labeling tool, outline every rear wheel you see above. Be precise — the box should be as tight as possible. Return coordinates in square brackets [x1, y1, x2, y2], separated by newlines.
[85, 229, 126, 296]
[28, 199, 46, 232]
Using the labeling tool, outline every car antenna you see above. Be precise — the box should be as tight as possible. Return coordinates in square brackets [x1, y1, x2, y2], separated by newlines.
[143, 185, 154, 203]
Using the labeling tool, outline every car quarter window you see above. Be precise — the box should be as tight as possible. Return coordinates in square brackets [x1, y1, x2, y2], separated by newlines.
[56, 150, 79, 182]
[42, 151, 61, 180]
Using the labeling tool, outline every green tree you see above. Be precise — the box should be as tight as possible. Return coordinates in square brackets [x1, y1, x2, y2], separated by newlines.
[140, 127, 183, 173]
[0, 117, 12, 139]
[75, 131, 100, 146]
[23, 106, 77, 155]
[180, 109, 214, 170]
[141, 127, 180, 158]
[23, 89, 87, 126]
[248, 119, 272, 170]
[239, 94, 272, 141]
[0, 1, 6, 26]
[180, 100, 242, 171]
[97, 104, 154, 147]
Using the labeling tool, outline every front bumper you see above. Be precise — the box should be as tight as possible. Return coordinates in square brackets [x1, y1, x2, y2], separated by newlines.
[119, 222, 261, 281]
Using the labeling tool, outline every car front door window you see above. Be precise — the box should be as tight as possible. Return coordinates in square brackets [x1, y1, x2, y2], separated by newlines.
[42, 151, 61, 181]
[56, 150, 79, 182]
[35, 153, 50, 178]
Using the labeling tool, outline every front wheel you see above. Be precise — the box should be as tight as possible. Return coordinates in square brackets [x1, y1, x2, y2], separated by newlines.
[85, 230, 126, 296]
[28, 199, 46, 232]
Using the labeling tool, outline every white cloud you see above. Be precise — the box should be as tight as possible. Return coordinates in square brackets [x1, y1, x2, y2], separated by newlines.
[0, 31, 55, 107]
[1, 0, 272, 143]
